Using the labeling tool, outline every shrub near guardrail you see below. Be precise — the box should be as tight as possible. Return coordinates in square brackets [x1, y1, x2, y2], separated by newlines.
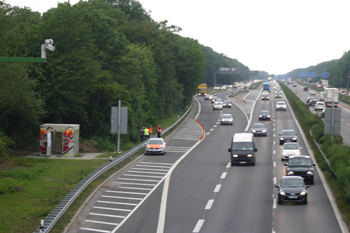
[279, 82, 350, 203]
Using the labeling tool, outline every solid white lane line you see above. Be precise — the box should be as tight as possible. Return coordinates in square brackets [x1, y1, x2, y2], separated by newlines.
[89, 213, 125, 218]
[80, 228, 111, 233]
[101, 195, 143, 200]
[119, 187, 152, 191]
[214, 184, 221, 193]
[140, 162, 173, 165]
[132, 168, 169, 172]
[93, 206, 131, 212]
[123, 174, 163, 178]
[97, 200, 137, 206]
[106, 190, 147, 195]
[116, 182, 156, 186]
[221, 172, 227, 179]
[136, 165, 171, 169]
[205, 199, 214, 210]
[193, 219, 205, 233]
[85, 220, 118, 226]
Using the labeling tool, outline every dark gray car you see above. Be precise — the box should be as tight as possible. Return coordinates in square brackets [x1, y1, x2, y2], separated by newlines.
[284, 155, 315, 184]
[251, 123, 267, 136]
[279, 130, 297, 144]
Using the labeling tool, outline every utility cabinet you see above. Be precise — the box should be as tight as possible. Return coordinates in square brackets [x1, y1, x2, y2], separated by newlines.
[40, 124, 80, 157]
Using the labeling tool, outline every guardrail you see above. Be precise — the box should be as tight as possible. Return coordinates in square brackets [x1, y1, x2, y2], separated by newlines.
[34, 103, 193, 233]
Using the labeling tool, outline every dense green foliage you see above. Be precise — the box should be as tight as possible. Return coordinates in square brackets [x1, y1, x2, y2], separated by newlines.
[0, 0, 246, 150]
[280, 82, 350, 203]
[287, 50, 350, 88]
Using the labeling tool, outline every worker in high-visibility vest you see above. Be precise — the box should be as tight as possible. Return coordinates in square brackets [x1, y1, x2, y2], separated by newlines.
[148, 125, 153, 138]
[144, 127, 149, 140]
[157, 124, 162, 138]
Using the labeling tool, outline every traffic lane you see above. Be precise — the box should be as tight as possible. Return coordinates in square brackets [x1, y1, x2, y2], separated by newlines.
[272, 95, 342, 233]
[200, 106, 274, 233]
[286, 83, 350, 145]
[162, 99, 248, 232]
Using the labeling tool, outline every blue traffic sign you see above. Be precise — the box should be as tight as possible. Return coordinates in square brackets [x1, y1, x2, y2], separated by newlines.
[309, 72, 317, 78]
[322, 72, 329, 78]
[299, 72, 308, 77]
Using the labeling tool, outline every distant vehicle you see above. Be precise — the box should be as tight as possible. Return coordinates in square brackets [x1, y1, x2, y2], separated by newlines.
[339, 90, 346, 95]
[303, 87, 308, 91]
[276, 101, 287, 111]
[319, 91, 325, 101]
[221, 85, 227, 89]
[315, 102, 326, 111]
[293, 83, 297, 87]
[258, 110, 271, 121]
[306, 97, 314, 104]
[262, 91, 269, 100]
[281, 142, 301, 161]
[213, 101, 223, 110]
[228, 133, 258, 166]
[223, 100, 232, 108]
[308, 99, 317, 106]
[310, 90, 316, 95]
[211, 96, 218, 103]
[220, 114, 233, 125]
[251, 123, 267, 136]
[263, 82, 270, 92]
[285, 155, 315, 184]
[198, 83, 207, 96]
[275, 91, 282, 98]
[233, 85, 237, 89]
[275, 176, 309, 204]
[279, 130, 297, 145]
[145, 138, 166, 155]
[324, 88, 339, 108]
[204, 94, 211, 100]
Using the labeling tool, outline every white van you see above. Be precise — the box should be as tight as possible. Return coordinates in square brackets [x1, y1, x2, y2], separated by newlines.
[319, 91, 325, 101]
[228, 133, 258, 166]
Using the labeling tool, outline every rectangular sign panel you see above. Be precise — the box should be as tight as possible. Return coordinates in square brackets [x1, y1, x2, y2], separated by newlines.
[322, 72, 329, 78]
[309, 72, 317, 78]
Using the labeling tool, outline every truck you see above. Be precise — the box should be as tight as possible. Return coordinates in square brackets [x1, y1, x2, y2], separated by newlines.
[198, 83, 207, 96]
[324, 88, 339, 107]
[320, 79, 329, 87]
[263, 82, 270, 92]
[319, 91, 325, 101]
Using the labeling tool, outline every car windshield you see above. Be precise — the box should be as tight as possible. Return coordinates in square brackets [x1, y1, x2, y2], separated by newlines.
[284, 144, 299, 149]
[224, 100, 230, 103]
[254, 124, 265, 128]
[148, 139, 163, 144]
[231, 142, 254, 151]
[289, 158, 312, 166]
[277, 102, 285, 105]
[260, 111, 269, 115]
[222, 114, 232, 119]
[281, 179, 304, 187]
[282, 131, 295, 136]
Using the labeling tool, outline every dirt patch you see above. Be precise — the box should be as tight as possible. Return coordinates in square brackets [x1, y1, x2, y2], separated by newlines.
[0, 160, 14, 170]
[79, 141, 101, 153]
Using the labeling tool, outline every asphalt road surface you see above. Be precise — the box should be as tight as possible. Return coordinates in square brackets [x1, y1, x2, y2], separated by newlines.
[64, 86, 347, 233]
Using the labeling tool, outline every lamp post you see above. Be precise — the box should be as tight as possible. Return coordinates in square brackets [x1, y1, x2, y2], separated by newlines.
[347, 76, 350, 97]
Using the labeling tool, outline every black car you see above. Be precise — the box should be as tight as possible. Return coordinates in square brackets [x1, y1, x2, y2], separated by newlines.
[303, 87, 308, 91]
[258, 110, 270, 121]
[279, 130, 297, 144]
[251, 123, 267, 136]
[275, 176, 310, 204]
[308, 98, 317, 106]
[223, 100, 232, 108]
[285, 156, 315, 184]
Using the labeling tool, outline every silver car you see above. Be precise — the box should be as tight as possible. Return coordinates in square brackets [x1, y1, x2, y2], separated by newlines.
[276, 101, 287, 111]
[220, 114, 233, 125]
[281, 142, 301, 161]
[213, 101, 223, 110]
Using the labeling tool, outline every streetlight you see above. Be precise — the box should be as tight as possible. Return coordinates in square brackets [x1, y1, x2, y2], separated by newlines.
[347, 76, 350, 97]
[41, 39, 55, 58]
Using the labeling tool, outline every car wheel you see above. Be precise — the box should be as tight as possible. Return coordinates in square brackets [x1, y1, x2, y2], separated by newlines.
[231, 162, 235, 166]
[278, 197, 282, 204]
[279, 141, 283, 145]
[281, 157, 284, 161]
[304, 196, 308, 204]
[284, 109, 286, 111]
[310, 178, 314, 185]
[276, 109, 278, 111]
[252, 161, 255, 166]
[264, 134, 267, 137]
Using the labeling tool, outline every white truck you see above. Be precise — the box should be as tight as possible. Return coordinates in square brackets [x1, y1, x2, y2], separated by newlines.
[324, 88, 339, 107]
[320, 79, 329, 87]
[319, 91, 325, 101]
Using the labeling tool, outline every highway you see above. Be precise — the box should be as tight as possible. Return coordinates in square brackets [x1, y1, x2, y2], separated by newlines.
[285, 83, 350, 145]
[65, 86, 347, 233]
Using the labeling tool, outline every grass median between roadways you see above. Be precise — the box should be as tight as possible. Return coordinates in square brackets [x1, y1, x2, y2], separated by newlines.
[280, 81, 350, 229]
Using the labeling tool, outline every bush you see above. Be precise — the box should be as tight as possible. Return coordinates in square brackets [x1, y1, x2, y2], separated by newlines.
[0, 129, 15, 161]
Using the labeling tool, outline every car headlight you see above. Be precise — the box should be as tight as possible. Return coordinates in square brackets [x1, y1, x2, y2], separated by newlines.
[296, 152, 301, 156]
[221, 119, 225, 121]
[259, 115, 262, 117]
[252, 129, 256, 133]
[247, 154, 253, 157]
[229, 119, 233, 122]
[283, 151, 287, 155]
[287, 171, 294, 175]
[267, 115, 271, 117]
[280, 190, 286, 195]
[300, 190, 307, 195]
[229, 104, 232, 106]
[159, 145, 164, 149]
[293, 137, 297, 140]
[233, 154, 238, 157]
[280, 137, 284, 140]
[307, 171, 313, 175]
[262, 130, 266, 132]
[261, 97, 264, 99]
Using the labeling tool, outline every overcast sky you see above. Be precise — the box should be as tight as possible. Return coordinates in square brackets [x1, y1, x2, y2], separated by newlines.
[7, 0, 350, 75]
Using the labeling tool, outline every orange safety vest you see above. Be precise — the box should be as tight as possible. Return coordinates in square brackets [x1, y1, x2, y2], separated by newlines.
[149, 127, 153, 134]
[157, 126, 162, 133]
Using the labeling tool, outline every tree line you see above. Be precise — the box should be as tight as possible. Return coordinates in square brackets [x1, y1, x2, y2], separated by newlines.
[0, 0, 247, 155]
